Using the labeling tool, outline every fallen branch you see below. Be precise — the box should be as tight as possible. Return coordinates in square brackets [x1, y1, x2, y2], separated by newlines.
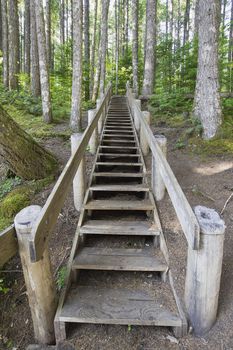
[221, 192, 233, 215]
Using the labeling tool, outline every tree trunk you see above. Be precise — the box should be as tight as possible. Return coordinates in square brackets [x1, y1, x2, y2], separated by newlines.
[83, 0, 90, 100]
[34, 0, 52, 123]
[30, 0, 41, 97]
[0, 105, 58, 180]
[183, 0, 190, 46]
[0, 0, 2, 52]
[60, 0, 65, 45]
[8, 0, 19, 90]
[24, 0, 30, 75]
[194, 0, 200, 36]
[132, 0, 139, 96]
[125, 0, 129, 55]
[92, 20, 101, 101]
[45, 0, 51, 71]
[99, 0, 110, 97]
[228, 0, 233, 92]
[221, 0, 227, 33]
[115, 0, 119, 94]
[193, 0, 221, 139]
[142, 0, 156, 96]
[1, 0, 8, 88]
[89, 0, 98, 98]
[70, 0, 83, 131]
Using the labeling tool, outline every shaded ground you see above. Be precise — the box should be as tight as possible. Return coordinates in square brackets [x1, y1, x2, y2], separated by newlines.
[0, 119, 233, 349]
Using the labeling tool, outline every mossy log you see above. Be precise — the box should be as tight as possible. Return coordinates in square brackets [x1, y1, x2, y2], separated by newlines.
[0, 105, 58, 180]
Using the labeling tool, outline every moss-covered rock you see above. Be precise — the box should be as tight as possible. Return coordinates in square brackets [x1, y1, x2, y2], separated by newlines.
[0, 187, 31, 218]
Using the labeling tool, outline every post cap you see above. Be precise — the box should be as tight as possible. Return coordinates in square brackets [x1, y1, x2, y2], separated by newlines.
[14, 205, 42, 234]
[194, 206, 226, 235]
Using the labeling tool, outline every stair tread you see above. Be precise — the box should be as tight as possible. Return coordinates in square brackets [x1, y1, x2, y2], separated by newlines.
[96, 162, 142, 166]
[59, 286, 181, 326]
[80, 220, 159, 235]
[72, 247, 167, 271]
[89, 184, 149, 191]
[85, 199, 154, 210]
[93, 172, 144, 177]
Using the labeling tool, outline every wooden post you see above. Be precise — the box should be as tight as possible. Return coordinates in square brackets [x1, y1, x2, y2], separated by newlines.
[88, 109, 98, 154]
[140, 111, 151, 156]
[71, 133, 86, 211]
[152, 135, 167, 201]
[185, 206, 225, 335]
[134, 99, 141, 131]
[14, 205, 57, 344]
[96, 98, 103, 135]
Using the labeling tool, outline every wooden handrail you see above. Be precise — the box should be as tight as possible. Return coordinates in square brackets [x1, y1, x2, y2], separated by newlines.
[0, 225, 18, 267]
[126, 83, 200, 250]
[29, 84, 112, 262]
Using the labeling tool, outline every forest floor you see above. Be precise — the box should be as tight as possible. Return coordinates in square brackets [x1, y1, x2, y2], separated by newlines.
[0, 106, 233, 350]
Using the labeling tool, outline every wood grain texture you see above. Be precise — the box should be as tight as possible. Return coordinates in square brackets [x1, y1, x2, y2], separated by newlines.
[0, 225, 18, 267]
[89, 184, 149, 191]
[72, 247, 167, 271]
[59, 286, 182, 326]
[85, 199, 154, 211]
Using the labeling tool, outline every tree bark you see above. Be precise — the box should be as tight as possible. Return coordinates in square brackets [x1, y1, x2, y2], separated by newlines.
[193, 0, 221, 139]
[24, 0, 30, 75]
[99, 0, 110, 97]
[194, 0, 200, 36]
[34, 0, 52, 123]
[115, 0, 119, 94]
[45, 0, 51, 71]
[89, 0, 98, 97]
[0, 105, 58, 180]
[0, 0, 2, 52]
[8, 0, 20, 90]
[1, 0, 8, 88]
[228, 0, 233, 92]
[83, 0, 90, 100]
[132, 0, 139, 96]
[183, 0, 190, 46]
[142, 0, 157, 96]
[30, 0, 41, 97]
[92, 19, 101, 101]
[70, 0, 83, 131]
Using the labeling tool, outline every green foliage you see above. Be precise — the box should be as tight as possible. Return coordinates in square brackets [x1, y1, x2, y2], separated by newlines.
[0, 187, 31, 218]
[0, 278, 9, 294]
[0, 177, 22, 200]
[56, 266, 67, 290]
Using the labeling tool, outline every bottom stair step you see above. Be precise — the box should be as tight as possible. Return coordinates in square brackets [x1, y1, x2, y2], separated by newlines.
[59, 286, 182, 327]
[72, 247, 167, 271]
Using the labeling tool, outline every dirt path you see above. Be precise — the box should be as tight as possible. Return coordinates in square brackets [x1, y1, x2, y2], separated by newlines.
[0, 122, 233, 350]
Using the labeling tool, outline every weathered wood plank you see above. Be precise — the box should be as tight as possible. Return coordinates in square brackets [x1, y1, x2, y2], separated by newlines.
[85, 199, 154, 211]
[72, 247, 167, 271]
[93, 172, 144, 177]
[126, 85, 200, 250]
[30, 85, 112, 262]
[59, 286, 182, 326]
[89, 184, 149, 191]
[0, 225, 18, 267]
[79, 219, 160, 235]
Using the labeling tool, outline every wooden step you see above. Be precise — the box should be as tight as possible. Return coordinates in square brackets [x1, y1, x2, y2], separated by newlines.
[104, 126, 133, 129]
[79, 220, 159, 235]
[96, 162, 142, 166]
[93, 172, 144, 177]
[103, 129, 134, 134]
[98, 153, 139, 157]
[99, 145, 138, 150]
[101, 140, 136, 144]
[72, 247, 167, 272]
[103, 134, 135, 138]
[59, 286, 181, 327]
[84, 199, 154, 211]
[89, 185, 148, 192]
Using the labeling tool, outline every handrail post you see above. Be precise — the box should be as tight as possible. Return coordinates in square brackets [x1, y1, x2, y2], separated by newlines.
[88, 109, 98, 154]
[140, 111, 151, 156]
[134, 99, 141, 131]
[14, 205, 57, 344]
[152, 135, 167, 201]
[185, 206, 225, 335]
[71, 133, 86, 211]
[96, 98, 103, 135]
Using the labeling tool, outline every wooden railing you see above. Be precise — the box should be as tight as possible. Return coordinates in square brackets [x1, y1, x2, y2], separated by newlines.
[0, 225, 18, 267]
[126, 82, 200, 250]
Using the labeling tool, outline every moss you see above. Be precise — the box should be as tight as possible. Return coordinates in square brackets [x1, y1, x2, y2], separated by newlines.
[0, 217, 12, 232]
[30, 176, 55, 193]
[0, 187, 31, 218]
[189, 137, 233, 156]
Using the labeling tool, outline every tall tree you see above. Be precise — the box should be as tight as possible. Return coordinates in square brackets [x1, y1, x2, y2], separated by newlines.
[228, 0, 233, 91]
[83, 0, 90, 100]
[183, 0, 190, 46]
[24, 0, 30, 75]
[90, 0, 98, 97]
[132, 0, 139, 96]
[99, 0, 110, 97]
[193, 0, 221, 139]
[1, 0, 8, 88]
[0, 0, 2, 52]
[115, 0, 119, 94]
[70, 0, 83, 131]
[30, 1, 41, 97]
[8, 0, 20, 90]
[45, 0, 52, 70]
[194, 0, 200, 36]
[34, 0, 52, 123]
[142, 0, 157, 96]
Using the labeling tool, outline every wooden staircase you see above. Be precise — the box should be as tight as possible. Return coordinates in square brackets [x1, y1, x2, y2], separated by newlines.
[54, 96, 187, 341]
